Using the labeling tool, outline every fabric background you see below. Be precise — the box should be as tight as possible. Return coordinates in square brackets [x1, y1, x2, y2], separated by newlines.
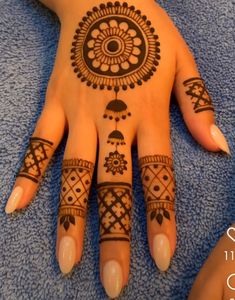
[0, 0, 234, 299]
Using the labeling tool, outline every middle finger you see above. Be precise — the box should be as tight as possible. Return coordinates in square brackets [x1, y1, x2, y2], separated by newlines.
[97, 93, 136, 298]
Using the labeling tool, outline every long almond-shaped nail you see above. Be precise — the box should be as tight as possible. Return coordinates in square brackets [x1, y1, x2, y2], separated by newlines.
[58, 236, 76, 274]
[5, 186, 23, 214]
[103, 260, 123, 299]
[153, 234, 171, 271]
[210, 124, 230, 155]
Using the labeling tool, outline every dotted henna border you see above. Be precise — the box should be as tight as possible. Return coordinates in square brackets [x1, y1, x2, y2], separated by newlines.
[139, 155, 173, 169]
[62, 158, 94, 170]
[147, 202, 175, 212]
[59, 207, 86, 218]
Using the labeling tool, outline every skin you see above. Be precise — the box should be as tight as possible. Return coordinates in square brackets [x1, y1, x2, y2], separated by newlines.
[189, 224, 235, 299]
[9, 0, 223, 295]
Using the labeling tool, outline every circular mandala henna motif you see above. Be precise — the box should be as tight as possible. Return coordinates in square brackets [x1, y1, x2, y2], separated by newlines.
[104, 150, 128, 175]
[71, 2, 160, 90]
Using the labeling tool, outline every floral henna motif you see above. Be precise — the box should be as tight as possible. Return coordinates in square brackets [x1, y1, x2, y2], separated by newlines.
[17, 137, 53, 183]
[97, 182, 132, 243]
[104, 150, 127, 175]
[183, 77, 214, 113]
[139, 155, 175, 225]
[58, 159, 94, 231]
[71, 2, 160, 90]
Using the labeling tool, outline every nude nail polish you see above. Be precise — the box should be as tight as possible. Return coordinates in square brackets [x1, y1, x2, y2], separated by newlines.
[103, 260, 123, 299]
[153, 234, 171, 271]
[58, 236, 76, 274]
[5, 186, 23, 214]
[210, 124, 230, 155]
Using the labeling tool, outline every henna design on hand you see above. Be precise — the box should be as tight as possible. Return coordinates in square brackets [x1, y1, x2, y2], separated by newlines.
[17, 137, 53, 183]
[59, 159, 94, 231]
[104, 150, 128, 175]
[139, 155, 175, 225]
[71, 2, 160, 90]
[104, 100, 131, 122]
[103, 93, 129, 175]
[183, 77, 214, 113]
[71, 2, 161, 176]
[107, 130, 126, 146]
[97, 182, 132, 243]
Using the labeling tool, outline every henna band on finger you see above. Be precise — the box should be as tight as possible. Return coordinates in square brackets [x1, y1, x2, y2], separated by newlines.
[17, 137, 54, 183]
[97, 182, 132, 243]
[139, 155, 175, 225]
[183, 77, 214, 113]
[59, 159, 94, 231]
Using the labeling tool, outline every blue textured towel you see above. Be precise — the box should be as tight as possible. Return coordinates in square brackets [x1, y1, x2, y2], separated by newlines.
[0, 0, 234, 299]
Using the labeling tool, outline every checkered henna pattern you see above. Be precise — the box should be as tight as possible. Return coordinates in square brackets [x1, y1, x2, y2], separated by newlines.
[97, 182, 132, 243]
[139, 155, 175, 225]
[59, 159, 94, 231]
[17, 137, 54, 183]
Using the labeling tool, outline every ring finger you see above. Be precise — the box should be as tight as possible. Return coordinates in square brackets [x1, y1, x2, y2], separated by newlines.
[56, 115, 97, 274]
[137, 115, 176, 272]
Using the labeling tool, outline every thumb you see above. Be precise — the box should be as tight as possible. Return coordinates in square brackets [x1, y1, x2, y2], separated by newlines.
[173, 40, 230, 155]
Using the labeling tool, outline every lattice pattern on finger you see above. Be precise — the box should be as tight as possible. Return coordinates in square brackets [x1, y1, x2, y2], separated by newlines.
[17, 137, 54, 183]
[183, 77, 214, 113]
[97, 182, 132, 243]
[139, 155, 175, 225]
[59, 159, 94, 231]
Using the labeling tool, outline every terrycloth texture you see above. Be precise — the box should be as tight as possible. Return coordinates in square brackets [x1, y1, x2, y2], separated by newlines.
[0, 0, 234, 299]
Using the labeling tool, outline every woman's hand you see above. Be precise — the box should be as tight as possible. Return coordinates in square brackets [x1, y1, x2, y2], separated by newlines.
[5, 0, 230, 298]
[189, 225, 235, 299]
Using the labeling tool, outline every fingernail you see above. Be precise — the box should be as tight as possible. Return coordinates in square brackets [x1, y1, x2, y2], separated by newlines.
[5, 186, 23, 214]
[58, 236, 76, 274]
[210, 124, 230, 155]
[103, 260, 123, 299]
[153, 234, 171, 271]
